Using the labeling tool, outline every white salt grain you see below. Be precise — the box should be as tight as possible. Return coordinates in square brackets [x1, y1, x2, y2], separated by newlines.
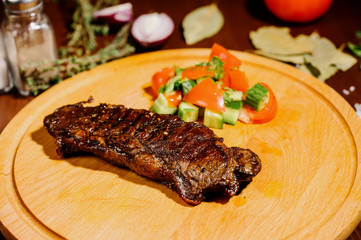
[355, 103, 361, 120]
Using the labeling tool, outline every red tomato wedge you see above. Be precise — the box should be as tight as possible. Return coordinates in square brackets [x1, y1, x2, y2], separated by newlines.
[165, 90, 183, 107]
[228, 68, 249, 92]
[181, 66, 215, 79]
[184, 78, 226, 113]
[209, 43, 242, 71]
[151, 66, 175, 98]
[239, 83, 277, 124]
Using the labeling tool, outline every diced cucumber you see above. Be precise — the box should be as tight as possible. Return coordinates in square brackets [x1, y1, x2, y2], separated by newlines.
[164, 80, 175, 94]
[225, 100, 243, 110]
[151, 93, 177, 114]
[158, 84, 166, 95]
[245, 83, 269, 111]
[224, 89, 243, 102]
[178, 101, 199, 122]
[223, 107, 241, 125]
[181, 80, 196, 95]
[164, 75, 181, 94]
[223, 89, 243, 110]
[204, 108, 223, 129]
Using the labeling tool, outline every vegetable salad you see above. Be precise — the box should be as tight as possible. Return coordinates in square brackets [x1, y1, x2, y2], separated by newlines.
[150, 43, 278, 128]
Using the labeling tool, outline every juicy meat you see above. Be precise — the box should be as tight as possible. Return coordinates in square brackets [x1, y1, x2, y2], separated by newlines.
[43, 98, 261, 205]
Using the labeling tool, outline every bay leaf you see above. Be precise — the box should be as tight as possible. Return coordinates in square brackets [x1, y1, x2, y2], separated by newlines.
[250, 26, 357, 82]
[306, 37, 336, 69]
[297, 63, 339, 82]
[253, 50, 305, 64]
[182, 3, 224, 45]
[294, 33, 316, 50]
[249, 26, 312, 55]
[330, 49, 357, 71]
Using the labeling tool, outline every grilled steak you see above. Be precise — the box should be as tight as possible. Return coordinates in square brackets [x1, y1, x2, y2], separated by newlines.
[43, 98, 261, 205]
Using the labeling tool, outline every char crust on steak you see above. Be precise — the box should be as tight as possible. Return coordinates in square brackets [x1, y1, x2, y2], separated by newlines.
[43, 98, 261, 205]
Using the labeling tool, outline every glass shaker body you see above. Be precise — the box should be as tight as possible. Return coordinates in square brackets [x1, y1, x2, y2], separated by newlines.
[0, 28, 13, 93]
[2, 0, 57, 96]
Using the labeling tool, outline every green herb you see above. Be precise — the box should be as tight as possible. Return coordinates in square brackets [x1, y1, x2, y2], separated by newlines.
[356, 30, 361, 39]
[347, 29, 361, 69]
[347, 42, 361, 58]
[181, 80, 196, 95]
[174, 66, 183, 75]
[209, 56, 224, 80]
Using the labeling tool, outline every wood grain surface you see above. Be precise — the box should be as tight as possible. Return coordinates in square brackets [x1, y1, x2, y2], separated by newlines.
[1, 49, 361, 240]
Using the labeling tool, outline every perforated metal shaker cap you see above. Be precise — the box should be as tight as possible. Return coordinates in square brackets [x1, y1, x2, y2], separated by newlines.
[2, 0, 43, 14]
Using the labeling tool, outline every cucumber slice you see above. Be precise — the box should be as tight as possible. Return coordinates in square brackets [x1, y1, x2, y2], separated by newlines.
[151, 93, 177, 114]
[225, 100, 243, 110]
[223, 107, 240, 125]
[245, 83, 269, 111]
[223, 89, 243, 110]
[164, 75, 181, 94]
[223, 89, 243, 102]
[164, 81, 175, 94]
[178, 101, 199, 122]
[204, 108, 223, 129]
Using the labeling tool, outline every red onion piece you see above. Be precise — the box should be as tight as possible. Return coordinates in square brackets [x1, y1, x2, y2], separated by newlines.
[93, 3, 133, 25]
[131, 12, 174, 48]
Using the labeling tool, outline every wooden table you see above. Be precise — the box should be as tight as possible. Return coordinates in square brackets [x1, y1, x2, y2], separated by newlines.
[1, 0, 361, 239]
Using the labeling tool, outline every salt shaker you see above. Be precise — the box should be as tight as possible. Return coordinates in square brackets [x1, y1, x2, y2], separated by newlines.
[0, 28, 13, 93]
[2, 0, 57, 96]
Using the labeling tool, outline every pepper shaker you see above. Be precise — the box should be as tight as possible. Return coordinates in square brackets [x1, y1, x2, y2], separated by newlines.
[1, 0, 57, 96]
[0, 28, 13, 93]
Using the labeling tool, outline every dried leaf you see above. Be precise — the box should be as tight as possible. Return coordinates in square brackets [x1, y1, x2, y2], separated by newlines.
[305, 36, 356, 77]
[331, 49, 358, 71]
[305, 37, 336, 70]
[182, 3, 224, 45]
[294, 33, 317, 50]
[250, 26, 357, 82]
[249, 26, 312, 55]
[253, 50, 305, 64]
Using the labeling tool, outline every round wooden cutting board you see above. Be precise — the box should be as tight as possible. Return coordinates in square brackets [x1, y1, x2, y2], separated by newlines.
[1, 49, 361, 240]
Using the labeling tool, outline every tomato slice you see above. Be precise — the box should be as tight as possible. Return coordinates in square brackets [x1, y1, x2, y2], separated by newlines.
[165, 91, 183, 107]
[151, 66, 175, 98]
[209, 43, 242, 71]
[184, 78, 226, 113]
[181, 66, 215, 79]
[239, 83, 277, 124]
[228, 68, 249, 92]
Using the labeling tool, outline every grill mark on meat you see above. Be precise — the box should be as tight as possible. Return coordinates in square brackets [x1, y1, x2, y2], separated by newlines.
[118, 109, 143, 135]
[44, 99, 262, 205]
[91, 107, 119, 134]
[134, 114, 164, 141]
[105, 108, 132, 134]
[133, 112, 159, 138]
